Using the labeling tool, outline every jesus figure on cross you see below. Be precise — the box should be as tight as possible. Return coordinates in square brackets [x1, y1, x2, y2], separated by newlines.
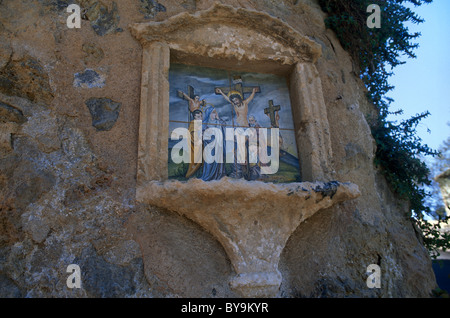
[216, 87, 258, 128]
[216, 87, 258, 179]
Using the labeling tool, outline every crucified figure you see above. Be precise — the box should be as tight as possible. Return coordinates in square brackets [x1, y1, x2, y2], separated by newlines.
[216, 87, 257, 128]
[178, 90, 205, 113]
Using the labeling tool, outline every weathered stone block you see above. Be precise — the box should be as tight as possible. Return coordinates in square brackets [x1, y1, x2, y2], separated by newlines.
[0, 101, 26, 124]
[0, 55, 53, 105]
[80, 0, 121, 36]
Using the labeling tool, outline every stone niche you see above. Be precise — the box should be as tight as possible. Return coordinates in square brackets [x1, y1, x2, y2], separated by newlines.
[130, 3, 360, 298]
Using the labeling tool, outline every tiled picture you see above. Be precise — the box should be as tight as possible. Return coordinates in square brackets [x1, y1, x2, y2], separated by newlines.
[168, 64, 301, 183]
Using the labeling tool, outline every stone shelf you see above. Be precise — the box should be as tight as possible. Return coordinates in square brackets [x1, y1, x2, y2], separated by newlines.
[136, 178, 360, 297]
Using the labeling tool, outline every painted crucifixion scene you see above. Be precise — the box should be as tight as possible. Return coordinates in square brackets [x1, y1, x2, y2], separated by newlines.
[168, 63, 301, 183]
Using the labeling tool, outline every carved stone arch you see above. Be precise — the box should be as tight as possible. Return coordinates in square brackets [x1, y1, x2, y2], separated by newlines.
[130, 3, 322, 74]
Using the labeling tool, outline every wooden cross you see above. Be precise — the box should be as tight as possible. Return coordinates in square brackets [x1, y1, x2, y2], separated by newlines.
[214, 76, 261, 98]
[265, 100, 281, 128]
[178, 85, 196, 101]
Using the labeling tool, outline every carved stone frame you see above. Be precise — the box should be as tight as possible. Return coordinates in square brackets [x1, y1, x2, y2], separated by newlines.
[130, 4, 359, 298]
[130, 3, 335, 186]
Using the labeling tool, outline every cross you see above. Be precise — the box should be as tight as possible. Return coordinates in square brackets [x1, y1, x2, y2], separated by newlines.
[178, 85, 195, 101]
[214, 76, 261, 98]
[264, 100, 281, 128]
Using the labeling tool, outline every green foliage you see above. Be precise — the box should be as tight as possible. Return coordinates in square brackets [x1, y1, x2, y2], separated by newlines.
[432, 287, 450, 299]
[319, 0, 449, 257]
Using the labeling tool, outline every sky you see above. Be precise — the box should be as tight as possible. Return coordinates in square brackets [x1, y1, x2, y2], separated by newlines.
[387, 0, 450, 153]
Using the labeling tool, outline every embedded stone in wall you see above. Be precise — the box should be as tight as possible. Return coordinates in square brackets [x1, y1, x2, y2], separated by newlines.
[139, 0, 166, 19]
[23, 218, 50, 244]
[73, 245, 138, 297]
[14, 166, 56, 212]
[0, 101, 26, 124]
[0, 123, 15, 154]
[179, 0, 197, 11]
[0, 39, 12, 70]
[80, 0, 121, 36]
[82, 43, 105, 64]
[0, 101, 26, 154]
[0, 55, 53, 105]
[74, 69, 106, 88]
[85, 97, 121, 131]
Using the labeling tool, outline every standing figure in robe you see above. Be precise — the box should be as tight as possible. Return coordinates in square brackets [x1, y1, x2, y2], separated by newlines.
[201, 106, 227, 181]
[247, 115, 262, 181]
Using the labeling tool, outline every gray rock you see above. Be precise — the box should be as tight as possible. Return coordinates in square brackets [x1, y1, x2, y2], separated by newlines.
[139, 0, 166, 19]
[82, 1, 120, 36]
[60, 124, 95, 164]
[73, 69, 105, 88]
[24, 218, 50, 244]
[82, 43, 105, 64]
[13, 164, 56, 211]
[74, 245, 137, 297]
[85, 98, 121, 131]
[0, 274, 23, 298]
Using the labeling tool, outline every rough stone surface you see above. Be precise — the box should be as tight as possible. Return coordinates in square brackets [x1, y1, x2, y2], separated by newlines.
[80, 0, 122, 36]
[81, 43, 105, 64]
[139, 0, 167, 19]
[0, 101, 26, 124]
[0, 101, 26, 155]
[0, 55, 53, 105]
[0, 0, 438, 298]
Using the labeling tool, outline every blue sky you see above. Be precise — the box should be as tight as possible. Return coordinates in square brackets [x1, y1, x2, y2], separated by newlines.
[387, 0, 450, 152]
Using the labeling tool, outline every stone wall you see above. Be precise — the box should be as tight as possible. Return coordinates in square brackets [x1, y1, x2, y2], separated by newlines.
[0, 0, 437, 297]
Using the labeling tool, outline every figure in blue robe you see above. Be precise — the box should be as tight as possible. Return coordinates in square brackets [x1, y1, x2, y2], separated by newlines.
[201, 106, 227, 181]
